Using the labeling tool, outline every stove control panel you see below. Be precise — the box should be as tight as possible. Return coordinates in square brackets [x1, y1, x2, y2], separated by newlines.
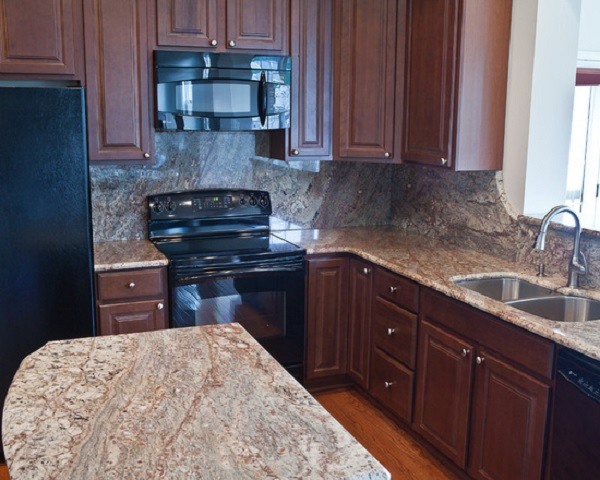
[148, 189, 272, 220]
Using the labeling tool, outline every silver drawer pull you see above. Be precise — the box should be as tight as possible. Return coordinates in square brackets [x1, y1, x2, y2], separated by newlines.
[128, 282, 136, 289]
[157, 303, 164, 311]
[363, 267, 371, 275]
[389, 286, 397, 293]
[384, 381, 395, 389]
[461, 348, 470, 358]
[476, 356, 485, 365]
[387, 328, 396, 336]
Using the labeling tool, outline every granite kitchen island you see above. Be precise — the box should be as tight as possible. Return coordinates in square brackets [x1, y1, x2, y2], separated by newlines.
[2, 324, 389, 480]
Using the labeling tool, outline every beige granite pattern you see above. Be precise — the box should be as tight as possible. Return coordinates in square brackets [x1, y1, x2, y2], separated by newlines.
[274, 227, 600, 361]
[2, 324, 389, 480]
[94, 240, 168, 272]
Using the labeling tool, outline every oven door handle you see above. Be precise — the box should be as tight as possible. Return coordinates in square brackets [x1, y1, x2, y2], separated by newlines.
[174, 265, 303, 283]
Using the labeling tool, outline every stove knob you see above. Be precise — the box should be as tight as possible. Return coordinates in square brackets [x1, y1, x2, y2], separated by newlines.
[153, 202, 164, 213]
[259, 196, 269, 207]
[239, 197, 246, 206]
[166, 201, 177, 213]
[249, 196, 257, 206]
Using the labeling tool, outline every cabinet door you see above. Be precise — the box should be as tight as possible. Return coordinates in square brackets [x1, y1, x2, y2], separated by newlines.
[225, 0, 288, 53]
[98, 299, 167, 335]
[403, 0, 458, 168]
[289, 0, 332, 159]
[468, 351, 550, 480]
[413, 320, 474, 468]
[156, 0, 219, 48]
[0, 0, 83, 78]
[306, 257, 348, 381]
[84, 0, 153, 163]
[335, 0, 399, 160]
[347, 259, 372, 389]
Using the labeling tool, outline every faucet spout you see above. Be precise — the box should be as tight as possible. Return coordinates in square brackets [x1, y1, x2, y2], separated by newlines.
[535, 205, 587, 288]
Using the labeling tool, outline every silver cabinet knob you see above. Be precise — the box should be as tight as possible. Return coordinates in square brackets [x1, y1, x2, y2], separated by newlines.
[209, 39, 218, 46]
[157, 303, 164, 310]
[384, 381, 395, 389]
[363, 267, 370, 275]
[228, 40, 236, 47]
[441, 157, 447, 165]
[476, 356, 485, 365]
[388, 286, 397, 293]
[291, 149, 299, 156]
[461, 348, 470, 358]
[128, 282, 136, 289]
[387, 328, 396, 336]
[143, 152, 150, 158]
[384, 152, 391, 158]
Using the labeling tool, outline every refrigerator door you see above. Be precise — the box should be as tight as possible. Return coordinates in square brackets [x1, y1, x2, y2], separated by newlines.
[0, 87, 95, 459]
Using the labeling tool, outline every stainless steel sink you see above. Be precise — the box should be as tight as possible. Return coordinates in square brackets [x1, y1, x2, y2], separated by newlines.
[506, 296, 600, 323]
[454, 277, 556, 302]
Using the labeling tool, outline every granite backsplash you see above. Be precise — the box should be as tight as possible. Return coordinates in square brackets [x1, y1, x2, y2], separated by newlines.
[91, 131, 600, 289]
[90, 131, 392, 241]
[391, 165, 600, 289]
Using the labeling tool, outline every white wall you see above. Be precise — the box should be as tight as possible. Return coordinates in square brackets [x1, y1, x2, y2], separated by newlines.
[503, 0, 582, 217]
[578, 0, 600, 67]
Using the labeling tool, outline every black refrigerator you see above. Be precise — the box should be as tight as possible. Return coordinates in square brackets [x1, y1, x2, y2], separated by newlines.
[0, 87, 96, 461]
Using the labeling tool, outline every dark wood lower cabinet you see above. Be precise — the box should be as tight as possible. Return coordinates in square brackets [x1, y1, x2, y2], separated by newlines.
[306, 259, 555, 480]
[98, 300, 167, 335]
[413, 320, 474, 468]
[468, 351, 550, 480]
[305, 256, 349, 382]
[347, 259, 372, 389]
[96, 267, 168, 336]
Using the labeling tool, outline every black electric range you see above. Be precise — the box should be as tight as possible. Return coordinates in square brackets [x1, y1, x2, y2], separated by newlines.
[148, 189, 306, 382]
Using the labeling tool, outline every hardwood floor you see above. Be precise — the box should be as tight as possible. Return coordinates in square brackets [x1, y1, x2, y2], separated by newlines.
[0, 464, 9, 480]
[314, 388, 462, 480]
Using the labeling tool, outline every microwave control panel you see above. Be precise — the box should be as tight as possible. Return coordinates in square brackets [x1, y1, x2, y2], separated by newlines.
[148, 189, 271, 220]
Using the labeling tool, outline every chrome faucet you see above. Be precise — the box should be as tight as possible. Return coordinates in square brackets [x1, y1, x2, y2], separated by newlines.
[535, 205, 587, 288]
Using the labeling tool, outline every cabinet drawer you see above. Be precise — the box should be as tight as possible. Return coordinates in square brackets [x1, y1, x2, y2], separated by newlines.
[97, 268, 166, 302]
[374, 267, 419, 312]
[372, 296, 417, 369]
[369, 347, 414, 423]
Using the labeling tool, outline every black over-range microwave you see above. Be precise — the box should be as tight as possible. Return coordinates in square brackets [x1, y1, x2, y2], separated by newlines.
[154, 51, 291, 131]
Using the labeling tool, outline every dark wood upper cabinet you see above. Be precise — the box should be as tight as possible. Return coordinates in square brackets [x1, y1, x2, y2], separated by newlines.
[305, 256, 349, 383]
[347, 259, 372, 389]
[226, 0, 287, 52]
[403, 0, 512, 170]
[155, 0, 288, 53]
[334, 0, 405, 162]
[270, 0, 332, 161]
[0, 0, 84, 79]
[84, 0, 153, 163]
[156, 0, 219, 48]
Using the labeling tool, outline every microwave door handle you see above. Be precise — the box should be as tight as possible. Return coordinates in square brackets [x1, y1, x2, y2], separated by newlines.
[258, 71, 267, 126]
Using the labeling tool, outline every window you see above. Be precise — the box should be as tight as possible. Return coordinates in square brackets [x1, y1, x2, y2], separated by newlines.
[566, 70, 600, 228]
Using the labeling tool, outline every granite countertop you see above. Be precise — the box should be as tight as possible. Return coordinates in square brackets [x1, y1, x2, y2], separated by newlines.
[94, 240, 168, 272]
[274, 227, 600, 361]
[2, 324, 389, 480]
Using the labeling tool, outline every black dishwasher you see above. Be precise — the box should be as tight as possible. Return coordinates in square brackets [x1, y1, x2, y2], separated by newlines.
[549, 348, 600, 479]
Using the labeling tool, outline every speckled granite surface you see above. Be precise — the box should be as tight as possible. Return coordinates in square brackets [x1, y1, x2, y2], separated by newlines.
[94, 240, 167, 272]
[2, 324, 389, 480]
[274, 227, 600, 362]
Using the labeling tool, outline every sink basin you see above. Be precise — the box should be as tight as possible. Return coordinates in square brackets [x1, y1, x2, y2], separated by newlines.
[454, 277, 556, 302]
[506, 296, 600, 323]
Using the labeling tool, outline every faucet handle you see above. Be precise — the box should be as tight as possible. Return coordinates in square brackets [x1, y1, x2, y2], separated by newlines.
[576, 251, 588, 274]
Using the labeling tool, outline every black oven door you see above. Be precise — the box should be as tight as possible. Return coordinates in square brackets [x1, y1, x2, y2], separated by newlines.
[169, 262, 305, 381]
